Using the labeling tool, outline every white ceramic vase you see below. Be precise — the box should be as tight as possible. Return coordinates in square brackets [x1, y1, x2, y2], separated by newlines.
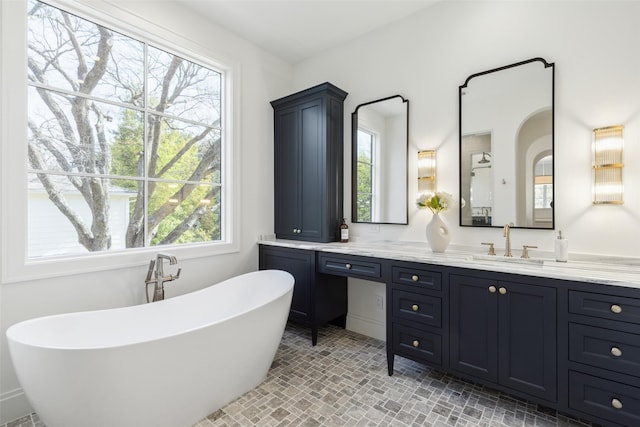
[426, 213, 451, 252]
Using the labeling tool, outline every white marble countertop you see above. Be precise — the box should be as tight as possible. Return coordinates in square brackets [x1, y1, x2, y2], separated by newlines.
[259, 239, 640, 290]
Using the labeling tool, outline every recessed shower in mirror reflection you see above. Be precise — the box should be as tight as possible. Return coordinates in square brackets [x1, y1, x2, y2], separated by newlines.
[470, 149, 493, 226]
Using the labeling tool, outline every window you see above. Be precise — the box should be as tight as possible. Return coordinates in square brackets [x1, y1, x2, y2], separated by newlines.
[26, 0, 225, 258]
[356, 129, 375, 222]
[534, 155, 553, 209]
[1, 0, 237, 281]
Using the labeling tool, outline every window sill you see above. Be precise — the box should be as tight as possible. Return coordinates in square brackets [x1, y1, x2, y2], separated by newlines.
[2, 240, 239, 284]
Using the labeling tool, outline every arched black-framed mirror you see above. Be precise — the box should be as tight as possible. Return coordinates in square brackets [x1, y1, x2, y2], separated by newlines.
[459, 58, 555, 229]
[352, 95, 408, 224]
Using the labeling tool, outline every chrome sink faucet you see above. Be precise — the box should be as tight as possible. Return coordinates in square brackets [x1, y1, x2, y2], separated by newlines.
[503, 223, 513, 257]
[145, 253, 181, 302]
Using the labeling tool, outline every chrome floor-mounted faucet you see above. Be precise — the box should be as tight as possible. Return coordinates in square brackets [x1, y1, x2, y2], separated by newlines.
[145, 253, 181, 302]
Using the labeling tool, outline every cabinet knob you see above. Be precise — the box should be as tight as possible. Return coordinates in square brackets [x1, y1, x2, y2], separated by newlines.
[411, 274, 419, 282]
[412, 304, 419, 312]
[345, 263, 352, 270]
[611, 304, 622, 314]
[611, 347, 623, 357]
[499, 287, 507, 295]
[488, 285, 497, 293]
[412, 340, 420, 348]
[611, 398, 623, 409]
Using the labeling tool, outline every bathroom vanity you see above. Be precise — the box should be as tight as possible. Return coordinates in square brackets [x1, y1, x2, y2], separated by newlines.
[259, 239, 640, 427]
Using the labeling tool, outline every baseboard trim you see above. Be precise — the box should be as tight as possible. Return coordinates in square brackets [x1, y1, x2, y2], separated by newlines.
[346, 313, 386, 341]
[0, 387, 33, 425]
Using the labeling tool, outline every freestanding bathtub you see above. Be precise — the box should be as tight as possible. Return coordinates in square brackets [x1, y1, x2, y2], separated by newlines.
[6, 269, 294, 427]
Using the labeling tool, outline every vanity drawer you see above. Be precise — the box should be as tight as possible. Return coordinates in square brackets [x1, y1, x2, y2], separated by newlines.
[392, 323, 442, 366]
[317, 254, 382, 280]
[392, 289, 441, 328]
[569, 323, 640, 378]
[391, 266, 441, 291]
[569, 371, 640, 427]
[569, 291, 640, 325]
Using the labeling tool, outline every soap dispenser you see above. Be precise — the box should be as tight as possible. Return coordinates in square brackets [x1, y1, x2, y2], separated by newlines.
[340, 218, 349, 243]
[555, 230, 568, 262]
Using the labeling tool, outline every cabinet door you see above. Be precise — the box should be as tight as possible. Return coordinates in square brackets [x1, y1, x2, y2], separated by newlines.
[274, 106, 300, 239]
[259, 247, 313, 323]
[450, 275, 499, 382]
[498, 281, 557, 401]
[298, 99, 325, 240]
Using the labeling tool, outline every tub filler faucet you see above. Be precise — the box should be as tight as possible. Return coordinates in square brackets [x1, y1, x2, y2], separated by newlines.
[145, 253, 181, 302]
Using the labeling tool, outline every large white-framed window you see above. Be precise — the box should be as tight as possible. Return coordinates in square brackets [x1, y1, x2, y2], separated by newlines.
[1, 0, 239, 282]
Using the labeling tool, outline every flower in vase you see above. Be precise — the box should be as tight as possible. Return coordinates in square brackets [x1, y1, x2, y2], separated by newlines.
[416, 191, 464, 214]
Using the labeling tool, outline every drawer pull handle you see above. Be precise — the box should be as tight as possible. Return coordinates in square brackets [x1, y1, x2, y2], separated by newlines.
[611, 304, 622, 314]
[611, 347, 623, 357]
[412, 304, 419, 312]
[488, 285, 497, 293]
[345, 263, 352, 270]
[499, 287, 507, 295]
[411, 275, 419, 282]
[412, 340, 420, 348]
[611, 398, 623, 409]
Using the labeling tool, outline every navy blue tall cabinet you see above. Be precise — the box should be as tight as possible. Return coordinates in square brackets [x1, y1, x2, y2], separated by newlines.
[270, 82, 348, 243]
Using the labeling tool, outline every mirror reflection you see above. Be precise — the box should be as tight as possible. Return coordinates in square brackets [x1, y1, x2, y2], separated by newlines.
[459, 58, 554, 229]
[352, 95, 408, 224]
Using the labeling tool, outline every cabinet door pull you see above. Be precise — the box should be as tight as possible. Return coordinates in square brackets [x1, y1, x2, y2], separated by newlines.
[411, 274, 419, 282]
[611, 398, 623, 409]
[412, 340, 420, 348]
[411, 304, 419, 312]
[610, 304, 622, 314]
[499, 287, 507, 295]
[488, 285, 497, 293]
[345, 263, 352, 270]
[611, 347, 623, 357]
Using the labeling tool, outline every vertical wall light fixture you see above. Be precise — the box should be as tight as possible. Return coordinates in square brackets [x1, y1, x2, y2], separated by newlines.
[417, 150, 436, 193]
[592, 125, 624, 204]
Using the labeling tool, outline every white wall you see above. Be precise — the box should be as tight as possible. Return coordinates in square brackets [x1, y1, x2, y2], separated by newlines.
[0, 1, 293, 422]
[382, 114, 407, 221]
[292, 0, 640, 338]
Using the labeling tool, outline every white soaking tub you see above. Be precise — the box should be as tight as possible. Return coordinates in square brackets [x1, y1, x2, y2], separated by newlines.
[6, 269, 294, 427]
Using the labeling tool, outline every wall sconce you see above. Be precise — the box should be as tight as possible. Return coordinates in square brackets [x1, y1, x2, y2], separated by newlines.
[592, 125, 624, 204]
[417, 150, 436, 193]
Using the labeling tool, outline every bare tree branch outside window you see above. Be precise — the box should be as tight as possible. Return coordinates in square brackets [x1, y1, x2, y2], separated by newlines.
[26, 0, 223, 258]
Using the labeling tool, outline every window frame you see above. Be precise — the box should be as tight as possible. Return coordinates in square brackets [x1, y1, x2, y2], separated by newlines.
[1, 0, 240, 283]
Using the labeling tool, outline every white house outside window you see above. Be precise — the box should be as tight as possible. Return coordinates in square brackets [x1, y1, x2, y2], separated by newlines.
[26, 0, 225, 259]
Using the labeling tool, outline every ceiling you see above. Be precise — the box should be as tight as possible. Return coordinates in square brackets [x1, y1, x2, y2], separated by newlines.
[177, 0, 441, 63]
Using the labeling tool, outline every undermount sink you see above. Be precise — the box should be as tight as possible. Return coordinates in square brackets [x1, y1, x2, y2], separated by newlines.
[470, 253, 545, 266]
[467, 253, 640, 277]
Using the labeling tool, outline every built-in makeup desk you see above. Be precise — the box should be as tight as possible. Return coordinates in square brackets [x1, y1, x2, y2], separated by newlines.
[259, 239, 640, 427]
